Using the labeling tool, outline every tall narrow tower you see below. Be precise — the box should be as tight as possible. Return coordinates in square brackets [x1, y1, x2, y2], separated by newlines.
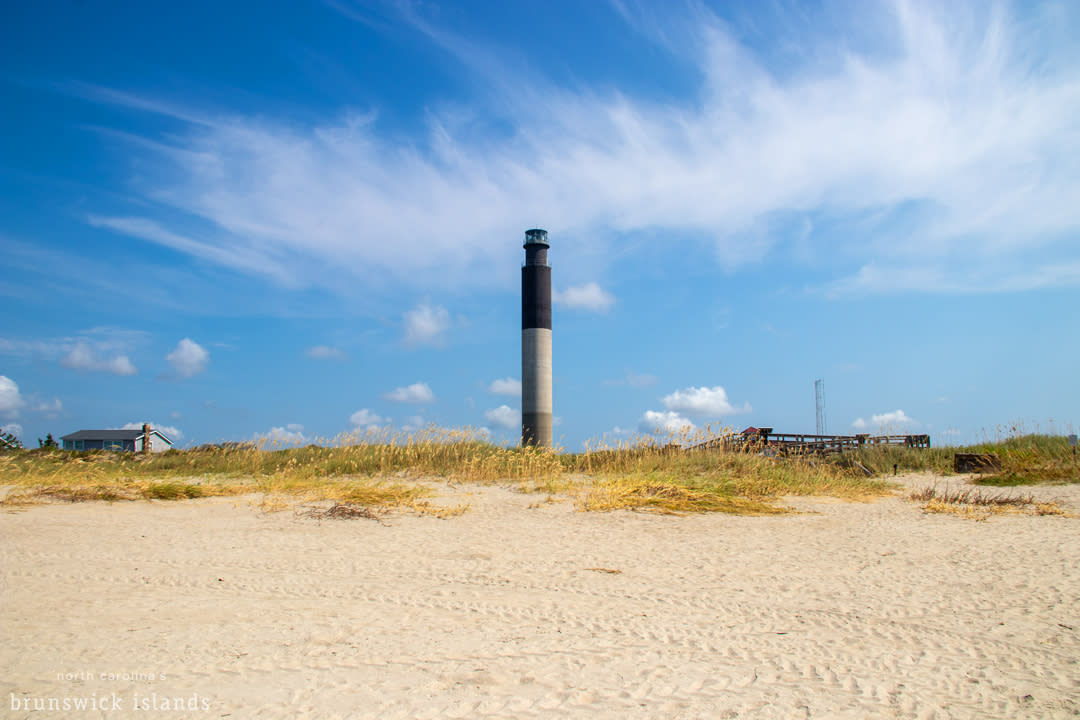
[815, 378, 827, 436]
[522, 228, 552, 447]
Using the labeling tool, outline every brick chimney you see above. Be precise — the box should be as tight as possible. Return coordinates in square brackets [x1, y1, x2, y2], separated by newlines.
[142, 423, 151, 454]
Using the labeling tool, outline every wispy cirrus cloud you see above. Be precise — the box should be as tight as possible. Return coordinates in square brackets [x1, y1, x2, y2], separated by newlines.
[33, 397, 63, 414]
[61, 342, 138, 375]
[75, 1, 1080, 296]
[306, 345, 345, 360]
[86, 215, 294, 284]
[1, 328, 145, 376]
[604, 369, 657, 388]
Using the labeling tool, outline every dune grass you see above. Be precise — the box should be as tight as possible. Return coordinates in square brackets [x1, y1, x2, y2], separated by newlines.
[909, 484, 1067, 519]
[565, 431, 893, 513]
[848, 433, 1077, 486]
[0, 426, 560, 513]
[0, 426, 1073, 515]
[963, 434, 1078, 485]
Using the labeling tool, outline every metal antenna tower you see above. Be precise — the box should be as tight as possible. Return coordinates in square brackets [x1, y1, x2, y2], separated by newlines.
[814, 378, 827, 435]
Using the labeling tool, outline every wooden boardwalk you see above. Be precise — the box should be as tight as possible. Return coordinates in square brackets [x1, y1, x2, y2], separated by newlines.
[695, 428, 931, 455]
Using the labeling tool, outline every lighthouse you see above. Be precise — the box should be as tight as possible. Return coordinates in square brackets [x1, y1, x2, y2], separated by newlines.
[521, 229, 552, 447]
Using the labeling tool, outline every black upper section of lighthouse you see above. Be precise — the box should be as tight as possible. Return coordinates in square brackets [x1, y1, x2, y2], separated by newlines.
[522, 229, 551, 330]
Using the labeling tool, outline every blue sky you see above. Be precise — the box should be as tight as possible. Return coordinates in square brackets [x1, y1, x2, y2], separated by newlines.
[2, 0, 1078, 450]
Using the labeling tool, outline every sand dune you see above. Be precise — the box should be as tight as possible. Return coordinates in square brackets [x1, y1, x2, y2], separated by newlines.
[2, 475, 1078, 719]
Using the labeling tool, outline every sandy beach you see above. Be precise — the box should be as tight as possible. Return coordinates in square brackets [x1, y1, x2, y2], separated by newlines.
[2, 475, 1078, 719]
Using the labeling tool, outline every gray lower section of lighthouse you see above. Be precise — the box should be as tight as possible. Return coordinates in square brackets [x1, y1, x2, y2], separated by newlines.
[521, 328, 552, 447]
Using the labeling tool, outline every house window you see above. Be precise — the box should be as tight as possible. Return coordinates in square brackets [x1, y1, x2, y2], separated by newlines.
[75, 440, 85, 451]
[104, 440, 123, 451]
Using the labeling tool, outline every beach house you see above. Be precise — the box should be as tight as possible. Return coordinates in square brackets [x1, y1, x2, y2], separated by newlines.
[60, 425, 173, 452]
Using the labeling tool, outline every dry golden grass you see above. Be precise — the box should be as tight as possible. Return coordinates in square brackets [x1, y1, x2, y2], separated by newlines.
[573, 476, 789, 515]
[292, 497, 469, 521]
[249, 478, 433, 515]
[1, 478, 257, 505]
[564, 427, 891, 514]
[853, 431, 1079, 485]
[909, 484, 1069, 519]
[4, 425, 1069, 517]
[298, 502, 382, 521]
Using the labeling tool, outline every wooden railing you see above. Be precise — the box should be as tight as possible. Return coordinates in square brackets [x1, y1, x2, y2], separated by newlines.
[695, 430, 931, 454]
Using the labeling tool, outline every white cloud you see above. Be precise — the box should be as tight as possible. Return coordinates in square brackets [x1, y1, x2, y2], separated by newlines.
[403, 304, 450, 347]
[1, 329, 147, 356]
[488, 377, 521, 396]
[0, 376, 24, 418]
[166, 338, 209, 378]
[553, 283, 615, 312]
[306, 345, 345, 359]
[401, 415, 426, 432]
[87, 215, 294, 285]
[33, 397, 63, 414]
[1, 329, 145, 376]
[77, 2, 1080, 297]
[60, 342, 138, 375]
[604, 370, 658, 388]
[662, 386, 751, 417]
[384, 382, 435, 404]
[255, 425, 306, 445]
[872, 410, 918, 429]
[119, 421, 184, 440]
[2, 422, 23, 439]
[639, 410, 695, 435]
[828, 260, 1080, 297]
[625, 371, 657, 388]
[350, 408, 385, 427]
[852, 410, 918, 432]
[484, 405, 520, 430]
